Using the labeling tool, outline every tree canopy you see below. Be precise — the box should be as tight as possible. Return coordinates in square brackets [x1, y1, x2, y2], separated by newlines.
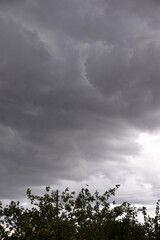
[0, 185, 160, 240]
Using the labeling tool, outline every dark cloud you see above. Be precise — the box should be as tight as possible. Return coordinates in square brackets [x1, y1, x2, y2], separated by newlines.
[86, 41, 160, 123]
[0, 0, 160, 203]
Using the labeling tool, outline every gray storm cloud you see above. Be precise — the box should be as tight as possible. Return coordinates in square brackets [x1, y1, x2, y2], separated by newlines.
[0, 0, 160, 202]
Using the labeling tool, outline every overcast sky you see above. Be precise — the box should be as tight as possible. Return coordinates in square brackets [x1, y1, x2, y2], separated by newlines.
[1, 0, 160, 206]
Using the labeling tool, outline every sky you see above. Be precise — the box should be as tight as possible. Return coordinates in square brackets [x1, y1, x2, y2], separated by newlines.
[1, 0, 160, 207]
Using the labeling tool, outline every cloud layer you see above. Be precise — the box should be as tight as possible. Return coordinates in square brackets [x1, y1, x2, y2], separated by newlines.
[0, 0, 160, 203]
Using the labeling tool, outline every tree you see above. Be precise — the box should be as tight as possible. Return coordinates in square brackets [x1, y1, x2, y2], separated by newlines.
[0, 185, 159, 239]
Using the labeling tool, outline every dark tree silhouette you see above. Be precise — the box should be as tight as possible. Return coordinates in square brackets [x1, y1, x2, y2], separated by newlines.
[0, 185, 159, 239]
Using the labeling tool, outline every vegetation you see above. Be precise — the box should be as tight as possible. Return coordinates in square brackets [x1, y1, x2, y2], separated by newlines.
[0, 185, 160, 239]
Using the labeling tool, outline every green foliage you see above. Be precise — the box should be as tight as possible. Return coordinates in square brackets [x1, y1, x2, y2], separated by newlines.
[0, 185, 159, 239]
